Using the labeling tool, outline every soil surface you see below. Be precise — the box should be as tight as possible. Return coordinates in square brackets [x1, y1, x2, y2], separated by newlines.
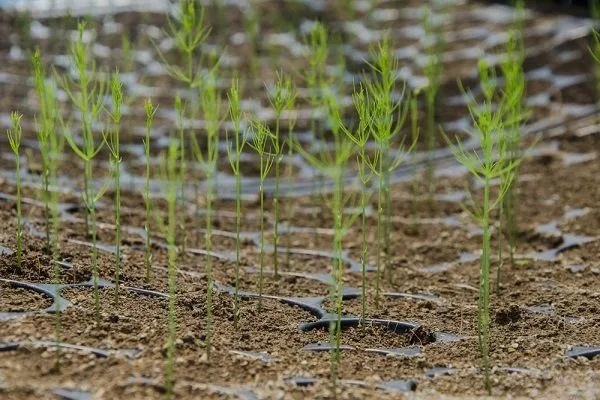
[1, 1, 600, 399]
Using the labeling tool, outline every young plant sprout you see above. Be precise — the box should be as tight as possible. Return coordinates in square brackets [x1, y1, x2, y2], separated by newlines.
[102, 72, 124, 303]
[7, 112, 23, 270]
[156, 0, 215, 251]
[285, 94, 299, 269]
[33, 50, 59, 251]
[340, 85, 378, 322]
[225, 77, 248, 326]
[248, 120, 275, 309]
[190, 69, 223, 359]
[422, 8, 444, 209]
[156, 140, 180, 399]
[498, 2, 526, 287]
[156, 0, 211, 89]
[447, 59, 519, 393]
[57, 21, 106, 239]
[33, 50, 64, 366]
[304, 21, 329, 236]
[410, 90, 420, 233]
[267, 71, 296, 278]
[364, 36, 413, 298]
[143, 99, 158, 280]
[174, 95, 187, 254]
[60, 22, 109, 320]
[295, 87, 358, 390]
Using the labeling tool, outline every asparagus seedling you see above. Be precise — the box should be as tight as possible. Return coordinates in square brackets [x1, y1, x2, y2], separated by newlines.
[340, 85, 378, 323]
[156, 0, 211, 88]
[144, 99, 158, 280]
[422, 8, 444, 209]
[267, 71, 296, 278]
[304, 21, 329, 237]
[174, 95, 187, 254]
[33, 50, 59, 251]
[190, 69, 223, 359]
[57, 21, 106, 239]
[285, 96, 299, 269]
[295, 94, 357, 390]
[498, 3, 526, 286]
[7, 112, 23, 270]
[225, 77, 248, 326]
[364, 36, 412, 295]
[157, 141, 180, 399]
[410, 91, 420, 233]
[156, 0, 214, 250]
[33, 50, 64, 366]
[447, 59, 519, 393]
[102, 72, 124, 304]
[59, 22, 108, 320]
[248, 120, 275, 310]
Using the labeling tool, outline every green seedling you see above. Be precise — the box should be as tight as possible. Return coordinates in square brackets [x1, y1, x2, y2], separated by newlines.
[248, 120, 275, 310]
[422, 8, 445, 209]
[60, 22, 110, 320]
[304, 21, 329, 236]
[339, 85, 379, 323]
[190, 69, 224, 359]
[225, 77, 248, 327]
[267, 71, 297, 278]
[33, 50, 54, 251]
[33, 50, 61, 252]
[156, 140, 180, 400]
[285, 99, 299, 269]
[144, 99, 158, 280]
[410, 90, 421, 233]
[156, 0, 217, 252]
[33, 50, 64, 367]
[446, 59, 520, 394]
[102, 72, 124, 304]
[121, 33, 134, 75]
[174, 95, 188, 254]
[57, 21, 106, 239]
[498, 2, 526, 286]
[156, 0, 211, 88]
[7, 112, 23, 270]
[296, 87, 359, 392]
[364, 36, 414, 297]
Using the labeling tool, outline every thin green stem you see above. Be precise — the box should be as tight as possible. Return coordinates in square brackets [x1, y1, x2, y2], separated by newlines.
[480, 175, 491, 394]
[165, 179, 177, 399]
[258, 154, 265, 310]
[310, 117, 318, 238]
[90, 192, 100, 321]
[375, 158, 383, 307]
[114, 159, 121, 303]
[383, 144, 392, 282]
[360, 150, 367, 323]
[273, 117, 280, 278]
[496, 202, 503, 293]
[205, 166, 214, 359]
[426, 93, 436, 210]
[15, 153, 22, 269]
[179, 122, 187, 255]
[144, 134, 152, 281]
[50, 148, 61, 369]
[44, 168, 50, 250]
[286, 127, 294, 268]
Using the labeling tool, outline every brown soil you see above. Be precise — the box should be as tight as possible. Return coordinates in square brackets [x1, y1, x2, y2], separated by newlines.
[1, 1, 600, 400]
